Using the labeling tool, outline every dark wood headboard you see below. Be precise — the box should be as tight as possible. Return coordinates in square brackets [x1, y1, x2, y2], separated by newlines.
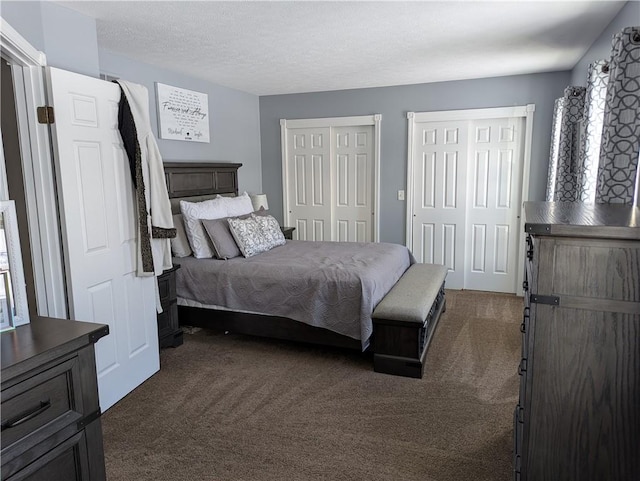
[164, 162, 242, 198]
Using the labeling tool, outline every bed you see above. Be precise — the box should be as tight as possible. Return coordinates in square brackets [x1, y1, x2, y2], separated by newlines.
[164, 162, 445, 374]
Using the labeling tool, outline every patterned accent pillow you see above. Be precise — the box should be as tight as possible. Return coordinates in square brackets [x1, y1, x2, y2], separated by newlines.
[228, 216, 271, 258]
[170, 214, 192, 258]
[253, 214, 286, 249]
[180, 197, 228, 258]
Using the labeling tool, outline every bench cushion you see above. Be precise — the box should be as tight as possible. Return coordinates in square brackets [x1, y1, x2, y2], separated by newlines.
[372, 263, 448, 324]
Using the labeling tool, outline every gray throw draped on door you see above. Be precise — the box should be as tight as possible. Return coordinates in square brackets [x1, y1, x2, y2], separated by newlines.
[595, 26, 640, 205]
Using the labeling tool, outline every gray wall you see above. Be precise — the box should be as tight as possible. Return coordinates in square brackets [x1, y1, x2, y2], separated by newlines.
[40, 1, 100, 78]
[260, 72, 570, 244]
[1, 1, 99, 77]
[1, 1, 263, 195]
[99, 49, 262, 194]
[571, 1, 640, 85]
[1, 1, 45, 53]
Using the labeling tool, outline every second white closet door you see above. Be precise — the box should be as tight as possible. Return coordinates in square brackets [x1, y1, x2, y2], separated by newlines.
[333, 125, 374, 242]
[464, 118, 523, 293]
[411, 121, 469, 288]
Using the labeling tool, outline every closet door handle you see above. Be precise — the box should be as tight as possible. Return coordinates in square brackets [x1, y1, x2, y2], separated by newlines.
[1, 399, 52, 430]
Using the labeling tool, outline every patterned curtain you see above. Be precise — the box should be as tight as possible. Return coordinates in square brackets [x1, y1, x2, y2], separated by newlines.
[577, 60, 609, 203]
[596, 26, 640, 204]
[545, 98, 565, 201]
[553, 86, 586, 202]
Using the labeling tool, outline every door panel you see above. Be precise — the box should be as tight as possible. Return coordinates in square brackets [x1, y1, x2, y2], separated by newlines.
[411, 121, 468, 288]
[47, 67, 159, 411]
[464, 118, 523, 293]
[286, 128, 331, 241]
[332, 126, 374, 242]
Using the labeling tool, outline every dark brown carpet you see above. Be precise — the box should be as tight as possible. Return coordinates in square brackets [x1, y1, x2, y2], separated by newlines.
[102, 290, 522, 481]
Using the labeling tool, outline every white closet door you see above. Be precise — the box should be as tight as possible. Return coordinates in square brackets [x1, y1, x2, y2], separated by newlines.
[47, 67, 159, 411]
[332, 126, 374, 242]
[411, 121, 469, 288]
[285, 127, 332, 241]
[464, 118, 524, 292]
[409, 109, 528, 294]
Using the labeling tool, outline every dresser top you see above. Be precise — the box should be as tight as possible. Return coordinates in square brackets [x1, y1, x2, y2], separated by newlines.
[1, 317, 108, 374]
[524, 201, 640, 239]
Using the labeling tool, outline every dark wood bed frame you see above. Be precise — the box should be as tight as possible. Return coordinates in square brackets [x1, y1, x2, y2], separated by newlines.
[164, 162, 363, 351]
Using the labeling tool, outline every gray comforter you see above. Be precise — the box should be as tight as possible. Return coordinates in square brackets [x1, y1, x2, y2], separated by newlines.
[176, 240, 414, 348]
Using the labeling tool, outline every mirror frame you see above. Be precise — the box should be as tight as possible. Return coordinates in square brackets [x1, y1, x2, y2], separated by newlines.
[0, 200, 29, 328]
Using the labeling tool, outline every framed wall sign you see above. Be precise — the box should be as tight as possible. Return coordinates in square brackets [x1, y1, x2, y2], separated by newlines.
[156, 83, 210, 143]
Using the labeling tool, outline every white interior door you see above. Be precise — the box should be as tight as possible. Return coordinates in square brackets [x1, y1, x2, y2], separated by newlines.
[411, 121, 469, 288]
[464, 118, 523, 292]
[408, 107, 530, 294]
[285, 127, 332, 241]
[333, 125, 374, 242]
[47, 67, 159, 411]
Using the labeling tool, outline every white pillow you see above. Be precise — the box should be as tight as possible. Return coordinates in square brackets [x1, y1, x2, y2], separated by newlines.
[180, 197, 228, 258]
[170, 214, 192, 258]
[227, 216, 272, 258]
[221, 192, 254, 217]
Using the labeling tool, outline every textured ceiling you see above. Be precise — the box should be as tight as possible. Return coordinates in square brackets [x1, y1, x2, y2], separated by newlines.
[58, 1, 626, 96]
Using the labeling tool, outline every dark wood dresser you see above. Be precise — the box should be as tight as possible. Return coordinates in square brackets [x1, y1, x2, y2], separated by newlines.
[515, 201, 640, 481]
[157, 264, 183, 348]
[1, 316, 109, 480]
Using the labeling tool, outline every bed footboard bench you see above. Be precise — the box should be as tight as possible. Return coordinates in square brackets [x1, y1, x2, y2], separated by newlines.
[372, 263, 448, 379]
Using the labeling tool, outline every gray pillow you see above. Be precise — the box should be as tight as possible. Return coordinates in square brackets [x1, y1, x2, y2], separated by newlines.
[170, 214, 192, 258]
[202, 209, 270, 259]
[201, 217, 241, 259]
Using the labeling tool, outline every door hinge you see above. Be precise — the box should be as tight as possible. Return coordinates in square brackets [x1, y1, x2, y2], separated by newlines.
[37, 106, 55, 124]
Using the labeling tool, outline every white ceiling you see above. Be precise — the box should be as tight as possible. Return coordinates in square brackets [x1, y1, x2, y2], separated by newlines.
[58, 1, 627, 96]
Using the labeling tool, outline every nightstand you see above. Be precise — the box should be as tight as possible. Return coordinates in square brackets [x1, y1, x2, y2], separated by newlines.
[157, 264, 183, 348]
[281, 226, 295, 240]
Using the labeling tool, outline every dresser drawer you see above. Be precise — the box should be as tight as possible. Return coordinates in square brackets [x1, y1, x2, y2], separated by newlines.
[5, 427, 92, 481]
[1, 357, 85, 461]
